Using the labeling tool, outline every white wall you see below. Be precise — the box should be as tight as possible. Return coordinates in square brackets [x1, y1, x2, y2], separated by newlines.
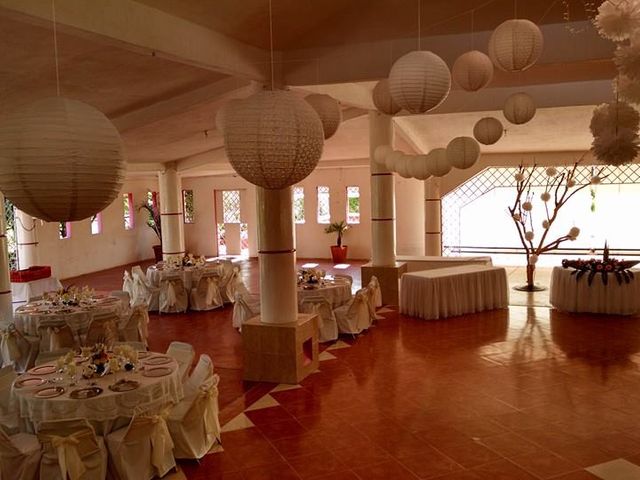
[37, 177, 159, 280]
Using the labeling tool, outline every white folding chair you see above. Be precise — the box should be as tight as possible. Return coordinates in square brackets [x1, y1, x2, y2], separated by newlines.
[131, 271, 159, 311]
[166, 341, 195, 381]
[300, 297, 338, 343]
[334, 288, 370, 335]
[0, 425, 41, 480]
[0, 365, 18, 433]
[159, 277, 188, 314]
[167, 374, 221, 460]
[106, 411, 175, 480]
[232, 293, 260, 330]
[37, 418, 107, 480]
[189, 274, 223, 311]
[119, 304, 149, 346]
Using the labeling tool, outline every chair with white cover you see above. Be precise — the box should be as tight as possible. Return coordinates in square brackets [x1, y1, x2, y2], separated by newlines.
[168, 373, 220, 459]
[119, 304, 149, 346]
[182, 354, 214, 399]
[0, 365, 18, 433]
[84, 312, 118, 347]
[300, 297, 338, 343]
[111, 290, 131, 311]
[121, 271, 134, 303]
[0, 425, 41, 480]
[1, 325, 39, 373]
[131, 270, 159, 311]
[106, 411, 176, 480]
[232, 293, 261, 330]
[368, 276, 383, 308]
[166, 341, 195, 381]
[333, 274, 354, 290]
[37, 418, 107, 480]
[190, 274, 223, 311]
[221, 267, 240, 304]
[159, 277, 188, 314]
[334, 288, 371, 335]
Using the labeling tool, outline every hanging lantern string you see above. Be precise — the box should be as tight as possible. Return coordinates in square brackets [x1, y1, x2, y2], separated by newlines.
[51, 0, 61, 96]
[422, 0, 498, 33]
[538, 0, 560, 23]
[514, 0, 518, 19]
[268, 0, 275, 90]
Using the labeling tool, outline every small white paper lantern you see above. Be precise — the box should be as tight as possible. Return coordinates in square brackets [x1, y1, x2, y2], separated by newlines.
[446, 136, 481, 170]
[215, 99, 241, 134]
[407, 154, 429, 179]
[385, 150, 404, 171]
[372, 79, 401, 115]
[374, 145, 393, 165]
[388, 51, 451, 114]
[395, 155, 412, 178]
[224, 90, 324, 190]
[503, 92, 536, 125]
[452, 50, 494, 92]
[488, 19, 544, 72]
[305, 94, 342, 139]
[426, 148, 452, 177]
[473, 117, 504, 145]
[0, 97, 126, 222]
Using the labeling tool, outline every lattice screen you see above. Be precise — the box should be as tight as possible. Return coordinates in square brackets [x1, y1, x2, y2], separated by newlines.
[4, 198, 18, 271]
[222, 190, 241, 224]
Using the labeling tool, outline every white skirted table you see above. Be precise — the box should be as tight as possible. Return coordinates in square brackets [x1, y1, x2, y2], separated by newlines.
[11, 276, 63, 310]
[549, 266, 640, 315]
[146, 264, 222, 291]
[297, 281, 352, 308]
[400, 265, 509, 320]
[12, 352, 183, 434]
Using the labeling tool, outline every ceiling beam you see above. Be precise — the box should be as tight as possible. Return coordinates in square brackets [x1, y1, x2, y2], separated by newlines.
[0, 0, 270, 81]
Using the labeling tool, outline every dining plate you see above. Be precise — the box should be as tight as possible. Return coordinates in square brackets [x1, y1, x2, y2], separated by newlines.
[69, 387, 103, 399]
[142, 366, 174, 377]
[14, 377, 47, 388]
[143, 355, 172, 366]
[27, 365, 57, 375]
[34, 386, 65, 398]
[108, 380, 140, 392]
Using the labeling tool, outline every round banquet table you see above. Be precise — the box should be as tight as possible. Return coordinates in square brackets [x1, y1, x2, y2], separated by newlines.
[297, 281, 352, 308]
[11, 352, 183, 435]
[146, 264, 222, 291]
[14, 297, 122, 350]
[549, 266, 640, 315]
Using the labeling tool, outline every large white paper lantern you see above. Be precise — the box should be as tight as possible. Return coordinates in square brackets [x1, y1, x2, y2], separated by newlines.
[488, 19, 544, 72]
[446, 136, 481, 170]
[426, 148, 452, 177]
[0, 97, 126, 222]
[215, 99, 241, 134]
[372, 79, 401, 115]
[305, 94, 342, 139]
[407, 154, 431, 180]
[452, 50, 494, 92]
[388, 51, 451, 114]
[473, 117, 504, 145]
[224, 90, 324, 189]
[503, 92, 536, 125]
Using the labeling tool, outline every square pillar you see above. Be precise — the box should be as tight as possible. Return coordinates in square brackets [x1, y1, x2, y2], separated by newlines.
[361, 262, 407, 306]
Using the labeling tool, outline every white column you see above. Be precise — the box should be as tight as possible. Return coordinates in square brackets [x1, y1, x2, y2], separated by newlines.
[257, 187, 297, 324]
[425, 177, 442, 256]
[0, 194, 13, 321]
[369, 111, 396, 267]
[159, 162, 186, 262]
[15, 209, 39, 269]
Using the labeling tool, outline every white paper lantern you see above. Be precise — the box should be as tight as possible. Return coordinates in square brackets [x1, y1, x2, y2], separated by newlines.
[488, 19, 544, 72]
[503, 92, 536, 125]
[215, 99, 241, 134]
[388, 51, 451, 114]
[473, 117, 504, 145]
[374, 145, 393, 165]
[305, 94, 342, 139]
[385, 150, 404, 171]
[407, 154, 430, 180]
[224, 90, 324, 189]
[452, 50, 494, 92]
[0, 97, 126, 222]
[446, 136, 481, 170]
[426, 148, 452, 177]
[372, 79, 402, 115]
[395, 155, 412, 178]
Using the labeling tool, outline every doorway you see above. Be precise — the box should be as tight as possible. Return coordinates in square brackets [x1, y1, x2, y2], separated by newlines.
[214, 189, 249, 258]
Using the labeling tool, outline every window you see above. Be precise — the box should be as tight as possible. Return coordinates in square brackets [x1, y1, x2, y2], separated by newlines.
[293, 186, 305, 224]
[222, 190, 241, 224]
[123, 193, 134, 230]
[147, 190, 158, 208]
[346, 186, 360, 224]
[59, 222, 71, 239]
[317, 186, 330, 224]
[90, 213, 102, 235]
[182, 190, 194, 224]
[4, 198, 18, 271]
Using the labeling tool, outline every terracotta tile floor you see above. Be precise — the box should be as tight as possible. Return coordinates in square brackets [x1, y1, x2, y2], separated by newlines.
[64, 258, 640, 479]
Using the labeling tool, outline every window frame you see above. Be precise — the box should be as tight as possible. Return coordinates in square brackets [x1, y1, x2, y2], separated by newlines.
[317, 185, 331, 224]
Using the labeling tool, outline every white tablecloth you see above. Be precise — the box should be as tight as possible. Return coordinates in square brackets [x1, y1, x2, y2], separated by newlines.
[146, 264, 222, 291]
[297, 282, 352, 308]
[400, 265, 509, 320]
[11, 277, 63, 310]
[12, 353, 183, 434]
[549, 266, 640, 315]
[397, 255, 493, 273]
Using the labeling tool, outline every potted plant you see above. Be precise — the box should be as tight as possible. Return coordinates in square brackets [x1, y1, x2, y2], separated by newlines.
[324, 220, 349, 263]
[138, 203, 162, 262]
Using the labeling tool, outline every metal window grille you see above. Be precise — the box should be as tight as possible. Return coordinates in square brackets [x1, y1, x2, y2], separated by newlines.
[293, 186, 305, 224]
[346, 186, 360, 224]
[317, 186, 330, 224]
[222, 190, 241, 224]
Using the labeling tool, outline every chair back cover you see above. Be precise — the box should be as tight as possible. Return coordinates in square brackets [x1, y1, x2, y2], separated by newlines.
[121, 271, 134, 301]
[159, 278, 188, 313]
[223, 267, 239, 303]
[232, 293, 259, 329]
[38, 320, 77, 352]
[0, 426, 42, 480]
[119, 412, 175, 477]
[0, 365, 17, 422]
[183, 375, 221, 442]
[190, 275, 223, 311]
[85, 312, 118, 347]
[166, 341, 195, 380]
[131, 271, 152, 307]
[300, 296, 338, 343]
[334, 274, 353, 286]
[120, 305, 149, 344]
[110, 290, 131, 311]
[0, 326, 21, 366]
[183, 354, 214, 398]
[368, 275, 383, 308]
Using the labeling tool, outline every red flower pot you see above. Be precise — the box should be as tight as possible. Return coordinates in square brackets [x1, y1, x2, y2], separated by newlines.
[330, 245, 348, 264]
[152, 245, 163, 263]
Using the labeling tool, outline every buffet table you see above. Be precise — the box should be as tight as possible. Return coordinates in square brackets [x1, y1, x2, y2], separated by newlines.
[549, 266, 640, 315]
[400, 265, 509, 320]
[12, 352, 183, 434]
